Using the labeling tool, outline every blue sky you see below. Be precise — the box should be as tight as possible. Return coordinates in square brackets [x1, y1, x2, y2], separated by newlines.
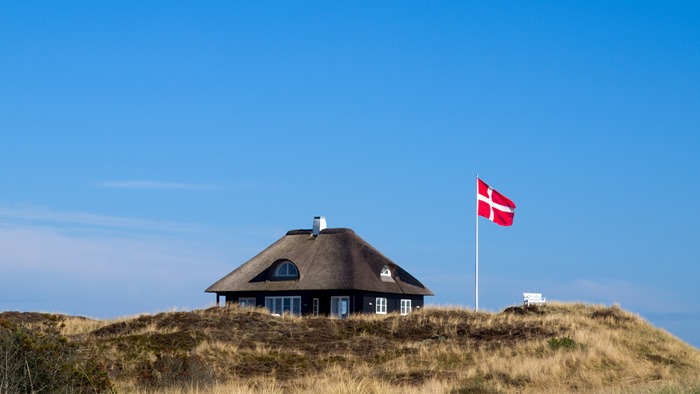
[1, 2, 699, 347]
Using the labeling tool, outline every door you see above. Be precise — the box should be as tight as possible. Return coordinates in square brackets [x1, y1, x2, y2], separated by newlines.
[330, 296, 350, 319]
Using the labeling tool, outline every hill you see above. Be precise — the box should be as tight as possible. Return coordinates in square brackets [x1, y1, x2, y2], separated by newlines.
[1, 303, 699, 393]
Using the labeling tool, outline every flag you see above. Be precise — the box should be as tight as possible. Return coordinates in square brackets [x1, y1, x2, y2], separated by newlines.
[477, 178, 516, 226]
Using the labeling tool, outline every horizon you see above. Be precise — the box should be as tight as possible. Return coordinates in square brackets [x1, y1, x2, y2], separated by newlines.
[1, 2, 699, 349]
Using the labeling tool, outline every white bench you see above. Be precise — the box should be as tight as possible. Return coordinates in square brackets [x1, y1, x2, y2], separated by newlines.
[523, 293, 546, 306]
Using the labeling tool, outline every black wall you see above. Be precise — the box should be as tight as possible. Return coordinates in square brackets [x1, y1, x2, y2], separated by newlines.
[218, 290, 425, 316]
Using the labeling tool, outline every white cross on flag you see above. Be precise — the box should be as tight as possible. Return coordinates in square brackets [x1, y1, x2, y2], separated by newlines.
[477, 178, 516, 226]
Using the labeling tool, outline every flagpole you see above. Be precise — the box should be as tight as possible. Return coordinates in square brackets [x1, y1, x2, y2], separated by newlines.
[475, 174, 479, 311]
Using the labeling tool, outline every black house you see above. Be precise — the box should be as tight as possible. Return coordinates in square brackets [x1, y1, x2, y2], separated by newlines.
[205, 217, 433, 318]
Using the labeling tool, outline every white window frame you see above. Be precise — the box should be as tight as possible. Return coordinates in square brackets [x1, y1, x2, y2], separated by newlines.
[264, 296, 302, 316]
[400, 299, 412, 315]
[238, 297, 256, 308]
[375, 297, 387, 314]
[312, 298, 319, 317]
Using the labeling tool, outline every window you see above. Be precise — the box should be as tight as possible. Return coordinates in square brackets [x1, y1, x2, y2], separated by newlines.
[380, 266, 391, 277]
[376, 297, 387, 314]
[400, 299, 412, 315]
[239, 298, 256, 308]
[380, 265, 395, 283]
[265, 296, 301, 316]
[312, 298, 319, 317]
[330, 296, 350, 319]
[274, 261, 299, 279]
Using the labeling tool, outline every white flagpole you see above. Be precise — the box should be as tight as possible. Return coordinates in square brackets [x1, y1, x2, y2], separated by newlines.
[475, 174, 479, 311]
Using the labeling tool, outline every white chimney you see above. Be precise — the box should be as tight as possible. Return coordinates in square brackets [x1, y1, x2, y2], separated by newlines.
[312, 216, 326, 235]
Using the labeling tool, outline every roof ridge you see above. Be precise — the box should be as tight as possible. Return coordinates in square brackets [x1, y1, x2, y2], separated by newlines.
[285, 228, 354, 236]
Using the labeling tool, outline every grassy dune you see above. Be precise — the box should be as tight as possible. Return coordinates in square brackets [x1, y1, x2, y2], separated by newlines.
[1, 303, 699, 393]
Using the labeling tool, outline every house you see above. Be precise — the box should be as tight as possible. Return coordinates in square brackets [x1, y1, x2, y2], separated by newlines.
[205, 217, 433, 318]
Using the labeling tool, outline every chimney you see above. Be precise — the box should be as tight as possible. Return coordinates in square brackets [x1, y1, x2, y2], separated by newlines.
[312, 216, 326, 236]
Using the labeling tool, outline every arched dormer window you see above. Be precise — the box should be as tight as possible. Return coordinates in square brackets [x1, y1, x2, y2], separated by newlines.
[380, 266, 391, 277]
[274, 260, 299, 280]
[380, 265, 395, 282]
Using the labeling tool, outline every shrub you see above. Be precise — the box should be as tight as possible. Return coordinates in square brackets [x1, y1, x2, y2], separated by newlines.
[548, 336, 577, 350]
[0, 319, 112, 393]
[137, 351, 215, 389]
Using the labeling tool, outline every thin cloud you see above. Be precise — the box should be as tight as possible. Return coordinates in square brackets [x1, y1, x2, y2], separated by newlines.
[94, 180, 220, 190]
[0, 224, 226, 317]
[0, 209, 277, 317]
[0, 204, 202, 233]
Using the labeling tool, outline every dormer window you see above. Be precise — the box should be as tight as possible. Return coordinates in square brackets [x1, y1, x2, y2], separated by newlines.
[380, 265, 395, 283]
[274, 260, 299, 280]
[380, 266, 391, 277]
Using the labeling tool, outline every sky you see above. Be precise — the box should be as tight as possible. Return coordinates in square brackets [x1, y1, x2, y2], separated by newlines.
[1, 2, 699, 347]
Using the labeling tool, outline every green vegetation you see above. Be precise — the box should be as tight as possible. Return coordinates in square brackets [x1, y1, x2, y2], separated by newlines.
[0, 314, 112, 393]
[1, 303, 699, 393]
[548, 336, 576, 350]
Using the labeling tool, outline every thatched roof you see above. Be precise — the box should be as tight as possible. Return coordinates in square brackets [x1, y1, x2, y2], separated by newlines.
[206, 228, 433, 296]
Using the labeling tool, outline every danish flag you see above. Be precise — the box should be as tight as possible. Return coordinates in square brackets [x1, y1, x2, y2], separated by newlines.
[477, 178, 516, 226]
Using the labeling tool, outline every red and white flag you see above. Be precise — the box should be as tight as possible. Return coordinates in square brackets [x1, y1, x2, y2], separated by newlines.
[477, 178, 516, 226]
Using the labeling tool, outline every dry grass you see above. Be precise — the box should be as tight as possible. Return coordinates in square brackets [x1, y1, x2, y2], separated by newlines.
[2, 303, 700, 393]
